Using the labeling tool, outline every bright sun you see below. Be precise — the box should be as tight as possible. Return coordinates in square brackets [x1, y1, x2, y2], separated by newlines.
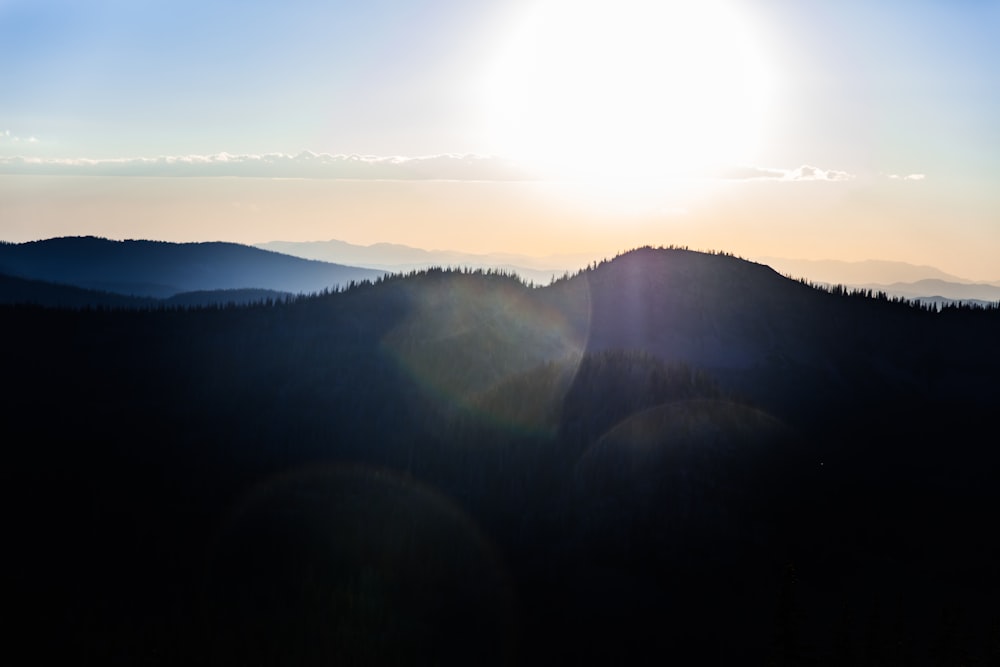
[483, 0, 775, 187]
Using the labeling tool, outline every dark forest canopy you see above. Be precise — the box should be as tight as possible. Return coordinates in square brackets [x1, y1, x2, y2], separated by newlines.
[4, 246, 1000, 665]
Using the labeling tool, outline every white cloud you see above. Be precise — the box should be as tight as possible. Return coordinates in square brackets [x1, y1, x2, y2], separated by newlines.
[719, 164, 855, 182]
[782, 165, 855, 181]
[0, 129, 39, 144]
[888, 173, 926, 181]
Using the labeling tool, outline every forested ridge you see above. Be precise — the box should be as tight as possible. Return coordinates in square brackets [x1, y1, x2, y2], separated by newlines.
[4, 246, 999, 665]
[0, 235, 385, 298]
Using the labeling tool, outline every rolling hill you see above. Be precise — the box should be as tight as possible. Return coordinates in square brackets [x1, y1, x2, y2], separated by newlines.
[0, 271, 295, 309]
[0, 236, 385, 298]
[0, 271, 159, 308]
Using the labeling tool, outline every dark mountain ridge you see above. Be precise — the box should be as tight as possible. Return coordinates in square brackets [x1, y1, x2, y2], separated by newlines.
[4, 246, 999, 665]
[0, 236, 385, 297]
[0, 270, 160, 308]
[0, 270, 295, 309]
[550, 247, 999, 421]
[852, 277, 1000, 303]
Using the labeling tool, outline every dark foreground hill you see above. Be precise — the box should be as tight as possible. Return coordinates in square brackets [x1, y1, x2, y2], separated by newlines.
[0, 270, 160, 308]
[0, 236, 385, 298]
[4, 247, 999, 665]
[0, 270, 293, 309]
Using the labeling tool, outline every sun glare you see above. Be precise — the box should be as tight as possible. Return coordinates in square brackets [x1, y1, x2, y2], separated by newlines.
[482, 0, 775, 188]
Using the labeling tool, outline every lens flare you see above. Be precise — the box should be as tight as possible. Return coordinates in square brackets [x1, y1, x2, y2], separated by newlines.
[205, 463, 516, 664]
[380, 271, 591, 435]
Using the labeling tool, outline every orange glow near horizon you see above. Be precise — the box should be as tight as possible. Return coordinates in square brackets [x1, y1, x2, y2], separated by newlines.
[3, 175, 998, 282]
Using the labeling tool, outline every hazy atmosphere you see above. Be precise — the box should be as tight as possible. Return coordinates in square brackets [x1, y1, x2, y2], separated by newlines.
[2, 0, 998, 279]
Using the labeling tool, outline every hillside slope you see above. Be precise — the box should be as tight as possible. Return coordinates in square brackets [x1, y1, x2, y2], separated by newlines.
[0, 236, 385, 297]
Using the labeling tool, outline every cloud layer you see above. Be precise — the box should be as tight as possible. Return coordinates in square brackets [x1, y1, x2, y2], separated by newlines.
[0, 151, 865, 184]
[0, 152, 532, 181]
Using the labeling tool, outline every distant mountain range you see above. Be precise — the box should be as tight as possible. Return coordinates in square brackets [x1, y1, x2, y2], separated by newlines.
[0, 236, 385, 305]
[759, 256, 1000, 304]
[755, 256, 976, 284]
[849, 278, 1000, 305]
[256, 238, 601, 286]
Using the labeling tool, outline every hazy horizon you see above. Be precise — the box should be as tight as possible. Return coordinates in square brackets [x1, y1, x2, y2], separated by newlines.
[3, 0, 998, 280]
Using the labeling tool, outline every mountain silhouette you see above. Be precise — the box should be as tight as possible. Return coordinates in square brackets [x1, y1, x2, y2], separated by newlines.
[756, 256, 978, 285]
[852, 278, 1000, 303]
[0, 236, 385, 298]
[0, 270, 295, 309]
[4, 244, 999, 665]
[0, 271, 158, 308]
[551, 247, 1000, 419]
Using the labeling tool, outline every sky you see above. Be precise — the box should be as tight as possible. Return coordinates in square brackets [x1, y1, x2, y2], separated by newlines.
[2, 0, 998, 279]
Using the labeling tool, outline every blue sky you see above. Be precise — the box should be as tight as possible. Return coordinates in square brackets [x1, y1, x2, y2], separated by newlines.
[2, 0, 517, 157]
[2, 0, 998, 279]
